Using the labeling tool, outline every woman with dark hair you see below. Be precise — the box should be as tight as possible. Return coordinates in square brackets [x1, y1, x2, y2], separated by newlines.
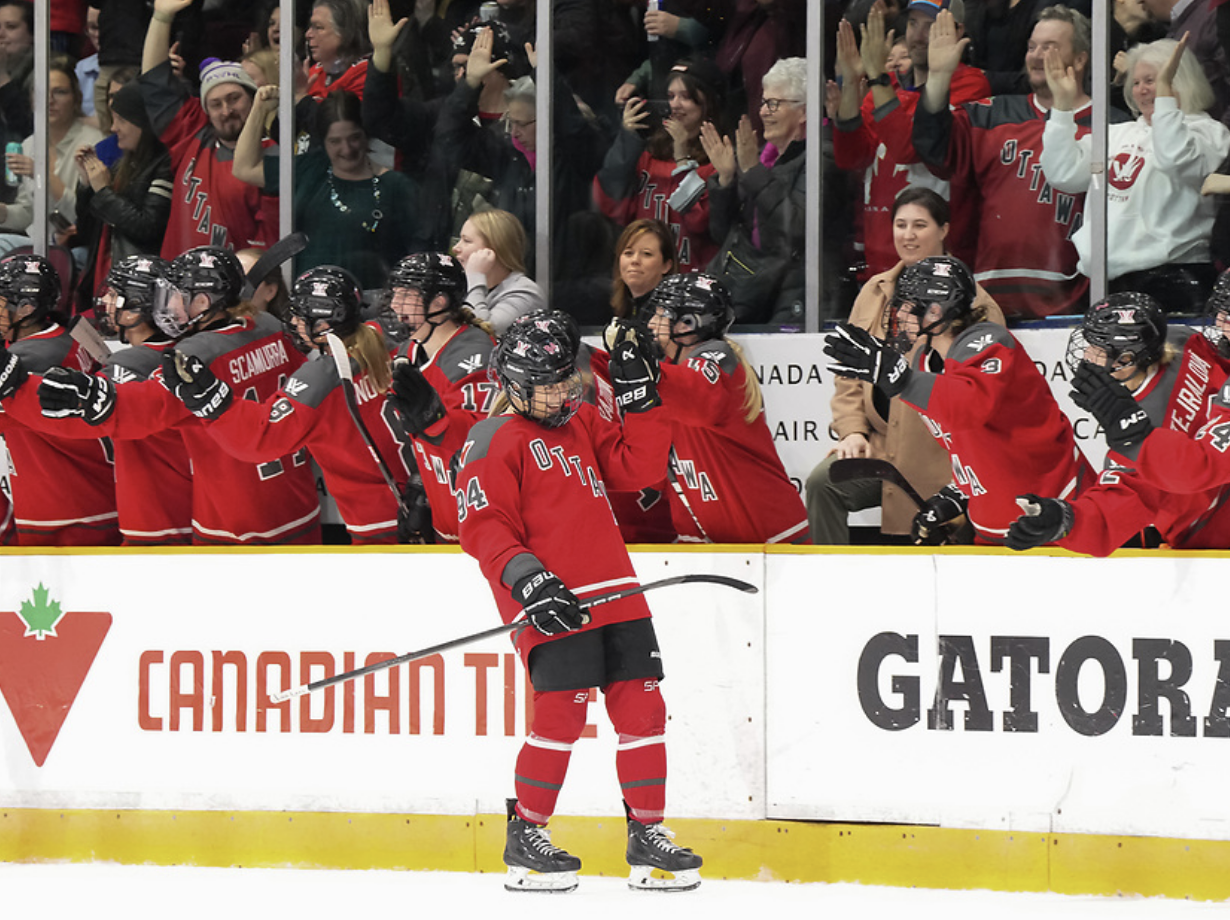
[302, 0, 369, 101]
[594, 57, 726, 272]
[72, 80, 174, 313]
[234, 85, 425, 290]
[806, 187, 1003, 544]
[610, 218, 677, 321]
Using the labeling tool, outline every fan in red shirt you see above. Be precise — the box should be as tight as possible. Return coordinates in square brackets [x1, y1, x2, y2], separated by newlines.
[455, 311, 702, 893]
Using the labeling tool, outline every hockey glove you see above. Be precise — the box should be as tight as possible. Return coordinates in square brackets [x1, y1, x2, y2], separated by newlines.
[0, 342, 27, 401]
[161, 349, 232, 421]
[512, 570, 590, 636]
[38, 366, 116, 425]
[910, 483, 968, 545]
[1071, 363, 1152, 456]
[823, 323, 911, 398]
[389, 358, 446, 438]
[396, 467, 434, 545]
[1005, 494, 1074, 551]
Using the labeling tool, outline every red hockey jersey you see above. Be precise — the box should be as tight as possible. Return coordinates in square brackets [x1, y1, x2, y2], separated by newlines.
[655, 341, 808, 544]
[89, 313, 321, 545]
[204, 351, 403, 544]
[898, 321, 1092, 542]
[456, 404, 672, 660]
[0, 325, 119, 545]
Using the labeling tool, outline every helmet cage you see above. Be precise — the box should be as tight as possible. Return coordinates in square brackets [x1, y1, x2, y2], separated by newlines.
[1203, 271, 1230, 355]
[1065, 294, 1165, 373]
[492, 315, 584, 428]
[885, 257, 975, 351]
[289, 267, 362, 351]
[387, 253, 466, 334]
[645, 274, 735, 353]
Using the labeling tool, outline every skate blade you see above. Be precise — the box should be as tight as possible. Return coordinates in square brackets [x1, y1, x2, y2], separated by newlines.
[627, 866, 701, 892]
[504, 866, 578, 893]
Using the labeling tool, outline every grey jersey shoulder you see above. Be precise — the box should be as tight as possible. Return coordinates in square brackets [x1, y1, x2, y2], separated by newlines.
[948, 321, 1016, 362]
[684, 339, 740, 375]
[459, 415, 517, 467]
[102, 344, 164, 382]
[281, 354, 341, 410]
[435, 325, 495, 384]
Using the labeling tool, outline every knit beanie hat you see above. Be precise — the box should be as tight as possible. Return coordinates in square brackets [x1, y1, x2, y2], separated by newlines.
[198, 57, 258, 111]
[108, 81, 152, 132]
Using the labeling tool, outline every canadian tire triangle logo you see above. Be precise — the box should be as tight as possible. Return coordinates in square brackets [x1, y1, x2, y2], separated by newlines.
[0, 583, 111, 766]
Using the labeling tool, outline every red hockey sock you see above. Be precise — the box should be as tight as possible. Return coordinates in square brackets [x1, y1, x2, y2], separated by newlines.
[514, 689, 588, 825]
[605, 679, 668, 823]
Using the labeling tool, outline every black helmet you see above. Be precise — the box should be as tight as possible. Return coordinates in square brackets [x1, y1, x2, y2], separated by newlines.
[886, 255, 977, 349]
[387, 252, 467, 330]
[645, 273, 735, 349]
[99, 255, 169, 338]
[154, 246, 245, 337]
[1203, 269, 1230, 356]
[0, 254, 62, 322]
[1066, 292, 1166, 373]
[491, 311, 584, 428]
[289, 265, 363, 349]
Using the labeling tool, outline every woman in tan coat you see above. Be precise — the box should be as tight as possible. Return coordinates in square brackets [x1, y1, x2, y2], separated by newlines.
[806, 187, 1003, 543]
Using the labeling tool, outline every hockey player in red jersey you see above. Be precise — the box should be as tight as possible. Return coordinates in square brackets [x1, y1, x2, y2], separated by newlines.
[1008, 288, 1230, 553]
[0, 255, 119, 545]
[455, 312, 702, 893]
[381, 252, 495, 543]
[174, 265, 404, 544]
[1, 256, 194, 545]
[37, 246, 321, 545]
[640, 273, 808, 544]
[825, 255, 1093, 544]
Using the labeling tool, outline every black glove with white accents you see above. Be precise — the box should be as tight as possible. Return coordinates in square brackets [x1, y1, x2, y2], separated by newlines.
[605, 319, 661, 414]
[823, 323, 911, 398]
[1006, 494, 1074, 551]
[910, 483, 968, 545]
[0, 342, 27, 401]
[389, 358, 445, 438]
[512, 569, 590, 636]
[161, 349, 232, 421]
[1070, 362, 1152, 455]
[38, 366, 116, 425]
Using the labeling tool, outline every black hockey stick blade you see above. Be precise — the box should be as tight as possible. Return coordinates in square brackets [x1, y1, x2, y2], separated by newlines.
[829, 457, 928, 509]
[269, 573, 757, 702]
[240, 232, 308, 300]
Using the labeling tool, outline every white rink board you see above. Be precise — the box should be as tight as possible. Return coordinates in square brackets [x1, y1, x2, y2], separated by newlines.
[766, 552, 1230, 840]
[0, 551, 764, 819]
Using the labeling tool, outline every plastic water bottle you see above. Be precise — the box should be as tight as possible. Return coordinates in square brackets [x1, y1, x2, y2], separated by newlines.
[479, 2, 499, 22]
[4, 142, 20, 187]
[646, 0, 659, 41]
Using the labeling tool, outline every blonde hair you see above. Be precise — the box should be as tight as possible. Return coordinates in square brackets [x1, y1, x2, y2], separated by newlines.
[726, 338, 764, 424]
[466, 209, 528, 275]
[348, 322, 391, 392]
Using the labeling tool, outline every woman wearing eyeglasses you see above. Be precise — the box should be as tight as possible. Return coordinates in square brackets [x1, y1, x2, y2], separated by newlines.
[700, 56, 807, 325]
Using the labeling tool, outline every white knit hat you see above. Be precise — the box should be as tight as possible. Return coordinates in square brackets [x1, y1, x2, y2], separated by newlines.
[198, 57, 258, 111]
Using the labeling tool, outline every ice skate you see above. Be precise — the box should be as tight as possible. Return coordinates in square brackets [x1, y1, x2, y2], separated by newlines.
[503, 799, 580, 893]
[625, 807, 703, 892]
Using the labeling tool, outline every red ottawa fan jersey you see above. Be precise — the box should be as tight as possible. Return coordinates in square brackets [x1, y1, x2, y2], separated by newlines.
[914, 95, 1091, 319]
[0, 325, 119, 545]
[88, 312, 321, 545]
[455, 404, 672, 661]
[1061, 333, 1230, 555]
[4, 338, 194, 546]
[897, 321, 1093, 543]
[203, 350, 406, 545]
[654, 340, 808, 544]
[392, 326, 496, 543]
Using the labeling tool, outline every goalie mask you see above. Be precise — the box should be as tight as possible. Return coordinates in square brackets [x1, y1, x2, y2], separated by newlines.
[153, 246, 244, 338]
[386, 252, 466, 335]
[1203, 269, 1230, 357]
[98, 255, 169, 340]
[644, 273, 735, 359]
[885, 256, 976, 351]
[1066, 292, 1165, 377]
[289, 265, 363, 351]
[0, 254, 62, 339]
[491, 311, 584, 429]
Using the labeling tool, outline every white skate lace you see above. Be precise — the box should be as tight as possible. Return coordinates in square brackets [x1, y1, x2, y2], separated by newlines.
[644, 823, 686, 853]
[527, 826, 568, 856]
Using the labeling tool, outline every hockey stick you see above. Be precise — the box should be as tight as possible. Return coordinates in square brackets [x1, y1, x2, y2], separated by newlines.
[269, 573, 758, 703]
[828, 457, 928, 510]
[68, 316, 111, 363]
[240, 231, 307, 301]
[325, 332, 405, 508]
